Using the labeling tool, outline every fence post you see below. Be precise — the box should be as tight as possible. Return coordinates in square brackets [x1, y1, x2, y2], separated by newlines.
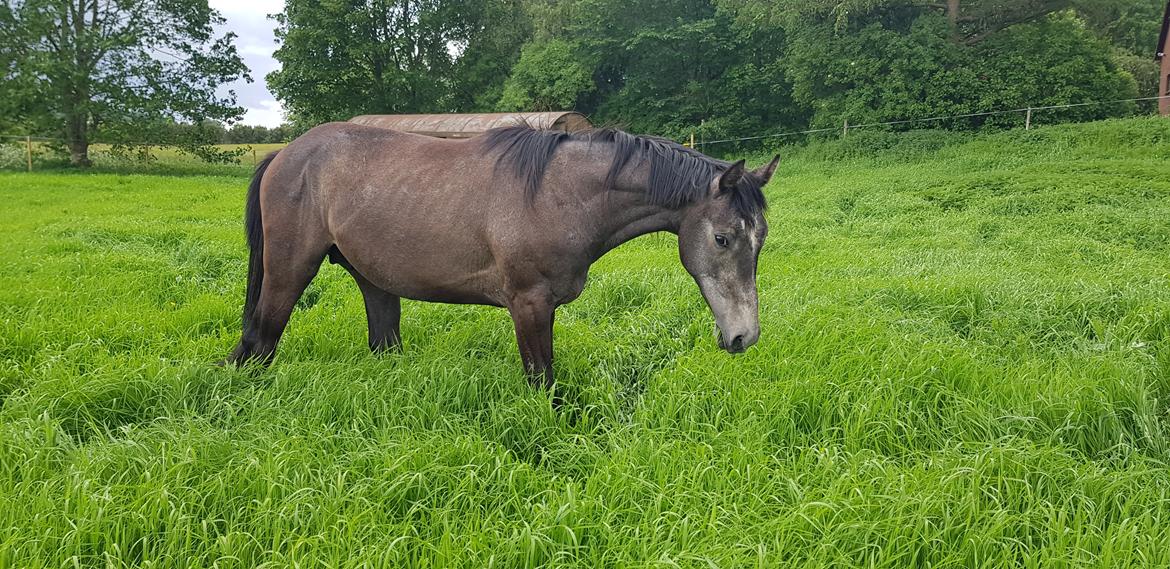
[843, 119, 849, 137]
[1025, 108, 1032, 130]
[688, 132, 695, 148]
[252, 147, 257, 166]
[26, 136, 32, 172]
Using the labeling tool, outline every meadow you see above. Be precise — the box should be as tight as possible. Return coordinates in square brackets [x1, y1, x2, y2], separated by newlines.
[0, 142, 287, 177]
[1, 118, 1169, 567]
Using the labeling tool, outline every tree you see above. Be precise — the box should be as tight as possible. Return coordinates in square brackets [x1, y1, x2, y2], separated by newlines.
[1074, 0, 1164, 99]
[719, 0, 1137, 131]
[0, 1, 249, 166]
[268, 0, 528, 129]
[0, 3, 30, 133]
[1074, 0, 1165, 56]
[724, 0, 1080, 44]
[264, 0, 1151, 149]
[723, 0, 1168, 49]
[447, 0, 531, 111]
[498, 39, 596, 111]
[507, 0, 801, 142]
[929, 0, 1077, 45]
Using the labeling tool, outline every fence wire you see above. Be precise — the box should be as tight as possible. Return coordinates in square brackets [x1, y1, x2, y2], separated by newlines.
[693, 95, 1169, 148]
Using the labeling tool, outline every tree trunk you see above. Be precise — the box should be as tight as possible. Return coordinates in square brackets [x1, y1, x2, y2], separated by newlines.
[946, 0, 961, 42]
[66, 108, 91, 167]
[60, 0, 92, 167]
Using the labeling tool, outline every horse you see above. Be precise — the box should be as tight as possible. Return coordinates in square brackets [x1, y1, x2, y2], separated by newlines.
[225, 121, 779, 398]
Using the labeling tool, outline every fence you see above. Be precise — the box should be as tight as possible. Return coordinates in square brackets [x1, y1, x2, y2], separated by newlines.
[686, 95, 1170, 150]
[3, 94, 1169, 172]
[0, 134, 278, 175]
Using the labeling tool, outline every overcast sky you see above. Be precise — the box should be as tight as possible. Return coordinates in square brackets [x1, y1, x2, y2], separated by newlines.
[209, 0, 286, 127]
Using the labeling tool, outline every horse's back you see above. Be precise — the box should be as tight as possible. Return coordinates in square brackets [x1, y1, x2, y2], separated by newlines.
[262, 122, 510, 304]
[266, 121, 495, 206]
[294, 121, 424, 147]
[273, 122, 438, 172]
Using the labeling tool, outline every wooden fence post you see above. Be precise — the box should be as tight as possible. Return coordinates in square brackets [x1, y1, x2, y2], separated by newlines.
[252, 147, 257, 166]
[1025, 108, 1033, 130]
[843, 119, 849, 137]
[26, 136, 32, 172]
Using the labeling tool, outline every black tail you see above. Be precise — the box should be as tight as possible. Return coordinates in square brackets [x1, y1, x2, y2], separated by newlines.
[242, 152, 279, 327]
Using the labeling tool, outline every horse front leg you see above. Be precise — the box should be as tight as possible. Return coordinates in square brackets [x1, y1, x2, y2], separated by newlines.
[507, 290, 557, 397]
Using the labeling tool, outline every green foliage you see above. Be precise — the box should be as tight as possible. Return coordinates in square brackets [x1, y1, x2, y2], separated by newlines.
[0, 0, 249, 166]
[499, 40, 597, 111]
[1074, 0, 1164, 101]
[784, 11, 1138, 130]
[260, 0, 1159, 144]
[583, 1, 746, 137]
[0, 3, 30, 134]
[221, 124, 295, 145]
[3, 117, 1170, 565]
[1075, 0, 1166, 56]
[734, 0, 1086, 45]
[449, 0, 533, 111]
[1113, 50, 1161, 100]
[269, 0, 459, 126]
[269, 0, 529, 129]
[100, 119, 249, 164]
[969, 15, 1139, 122]
[787, 127, 973, 165]
[513, 0, 801, 142]
[783, 13, 956, 129]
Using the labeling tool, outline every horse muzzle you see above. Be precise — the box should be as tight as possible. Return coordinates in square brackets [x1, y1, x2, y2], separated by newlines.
[716, 326, 759, 354]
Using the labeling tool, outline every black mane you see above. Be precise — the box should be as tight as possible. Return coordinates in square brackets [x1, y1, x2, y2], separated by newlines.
[481, 125, 767, 221]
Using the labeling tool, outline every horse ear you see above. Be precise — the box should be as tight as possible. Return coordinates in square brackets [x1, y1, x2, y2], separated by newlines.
[716, 160, 746, 195]
[752, 154, 781, 183]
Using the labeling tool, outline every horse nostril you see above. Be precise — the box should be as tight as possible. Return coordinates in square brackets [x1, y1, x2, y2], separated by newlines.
[730, 335, 745, 352]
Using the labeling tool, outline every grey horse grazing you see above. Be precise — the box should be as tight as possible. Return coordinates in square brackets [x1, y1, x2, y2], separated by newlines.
[226, 122, 779, 396]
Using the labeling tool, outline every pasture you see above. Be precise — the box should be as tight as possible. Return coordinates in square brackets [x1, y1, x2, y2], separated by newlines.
[2, 118, 1169, 567]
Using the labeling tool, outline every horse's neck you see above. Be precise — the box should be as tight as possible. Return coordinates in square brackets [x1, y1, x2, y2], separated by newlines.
[595, 197, 679, 254]
[587, 179, 682, 259]
[552, 141, 682, 260]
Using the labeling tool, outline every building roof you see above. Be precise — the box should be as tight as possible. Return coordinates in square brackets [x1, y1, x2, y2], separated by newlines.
[1159, 0, 1170, 60]
[348, 112, 592, 138]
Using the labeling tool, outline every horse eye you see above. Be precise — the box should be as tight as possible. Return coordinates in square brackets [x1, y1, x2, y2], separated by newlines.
[714, 234, 729, 248]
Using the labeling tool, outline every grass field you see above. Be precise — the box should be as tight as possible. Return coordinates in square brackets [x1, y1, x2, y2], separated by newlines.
[2, 118, 1169, 567]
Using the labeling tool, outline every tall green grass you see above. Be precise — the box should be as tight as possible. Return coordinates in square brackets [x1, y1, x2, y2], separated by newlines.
[1, 117, 1169, 567]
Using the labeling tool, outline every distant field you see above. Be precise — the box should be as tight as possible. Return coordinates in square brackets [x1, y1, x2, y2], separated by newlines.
[1, 142, 287, 176]
[91, 142, 288, 172]
[137, 142, 288, 158]
[1, 118, 1169, 566]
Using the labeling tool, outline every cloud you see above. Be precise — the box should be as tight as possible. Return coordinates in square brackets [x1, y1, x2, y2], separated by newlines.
[209, 1, 285, 127]
[243, 100, 286, 129]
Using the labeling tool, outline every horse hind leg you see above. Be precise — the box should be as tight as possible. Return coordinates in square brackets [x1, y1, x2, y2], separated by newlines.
[229, 239, 329, 367]
[329, 246, 402, 353]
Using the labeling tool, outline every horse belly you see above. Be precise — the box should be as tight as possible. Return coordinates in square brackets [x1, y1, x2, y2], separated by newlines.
[393, 268, 505, 306]
[335, 237, 504, 306]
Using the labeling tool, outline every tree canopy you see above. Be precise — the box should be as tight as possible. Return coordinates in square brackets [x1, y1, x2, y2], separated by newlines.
[9, 0, 1152, 159]
[1, 0, 250, 165]
[1, 0, 1161, 165]
[267, 0, 529, 126]
[264, 0, 1158, 145]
